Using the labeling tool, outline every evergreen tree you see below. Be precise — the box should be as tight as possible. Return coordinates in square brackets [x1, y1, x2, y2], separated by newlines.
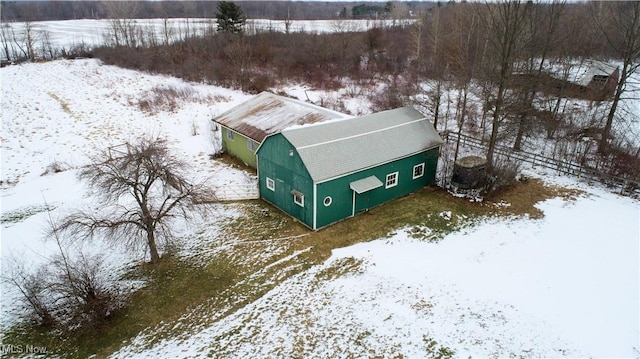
[216, 1, 246, 33]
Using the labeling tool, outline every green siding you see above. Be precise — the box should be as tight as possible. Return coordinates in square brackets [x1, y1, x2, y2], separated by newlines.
[314, 149, 439, 229]
[258, 134, 314, 229]
[258, 133, 440, 230]
[221, 127, 258, 168]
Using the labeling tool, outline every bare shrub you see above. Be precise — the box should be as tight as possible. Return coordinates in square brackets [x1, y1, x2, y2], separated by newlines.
[61, 41, 93, 59]
[436, 141, 456, 189]
[344, 80, 365, 98]
[4, 225, 128, 332]
[597, 146, 640, 194]
[41, 159, 68, 176]
[318, 94, 348, 114]
[5, 261, 56, 328]
[370, 81, 407, 112]
[484, 155, 521, 195]
[47, 251, 123, 331]
[137, 85, 195, 114]
[241, 72, 275, 94]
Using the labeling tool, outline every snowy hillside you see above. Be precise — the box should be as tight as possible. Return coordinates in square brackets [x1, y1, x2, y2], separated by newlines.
[1, 60, 639, 358]
[0, 59, 253, 326]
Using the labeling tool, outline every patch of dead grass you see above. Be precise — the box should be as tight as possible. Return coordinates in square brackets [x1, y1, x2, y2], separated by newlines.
[483, 178, 584, 219]
[48, 92, 74, 117]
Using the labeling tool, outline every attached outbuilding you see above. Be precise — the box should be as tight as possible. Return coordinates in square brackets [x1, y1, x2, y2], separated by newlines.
[256, 106, 444, 230]
[212, 92, 348, 168]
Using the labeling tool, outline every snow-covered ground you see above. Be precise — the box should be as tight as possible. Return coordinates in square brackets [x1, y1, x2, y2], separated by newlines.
[1, 60, 639, 358]
[111, 176, 640, 359]
[1, 18, 410, 60]
[0, 59, 253, 186]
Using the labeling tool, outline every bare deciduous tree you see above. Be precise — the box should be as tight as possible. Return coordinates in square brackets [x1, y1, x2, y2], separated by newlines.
[58, 136, 216, 264]
[11, 21, 37, 60]
[104, 1, 142, 48]
[479, 0, 530, 171]
[444, 5, 481, 161]
[0, 23, 15, 61]
[512, 0, 565, 151]
[426, 6, 445, 130]
[409, 12, 424, 66]
[593, 1, 640, 154]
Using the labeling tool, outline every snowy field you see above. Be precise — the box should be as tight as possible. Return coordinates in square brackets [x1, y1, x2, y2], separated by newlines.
[1, 59, 639, 358]
[1, 18, 408, 59]
[114, 187, 640, 358]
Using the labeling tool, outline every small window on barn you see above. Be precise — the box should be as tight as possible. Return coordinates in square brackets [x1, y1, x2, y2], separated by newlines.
[247, 140, 256, 152]
[266, 177, 275, 191]
[227, 130, 235, 140]
[292, 190, 304, 207]
[413, 163, 425, 179]
[323, 196, 332, 207]
[385, 172, 398, 189]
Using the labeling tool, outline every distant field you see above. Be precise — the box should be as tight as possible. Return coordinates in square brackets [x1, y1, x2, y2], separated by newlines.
[1, 18, 413, 59]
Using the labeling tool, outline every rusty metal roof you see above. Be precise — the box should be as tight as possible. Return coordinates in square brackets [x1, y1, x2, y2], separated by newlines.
[212, 92, 348, 142]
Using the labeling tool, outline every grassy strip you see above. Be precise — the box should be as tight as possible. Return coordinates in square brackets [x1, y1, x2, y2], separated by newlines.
[2, 178, 575, 358]
[0, 204, 55, 225]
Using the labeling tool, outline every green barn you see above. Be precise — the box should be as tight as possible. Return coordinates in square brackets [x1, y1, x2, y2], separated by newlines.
[256, 107, 444, 230]
[212, 92, 348, 168]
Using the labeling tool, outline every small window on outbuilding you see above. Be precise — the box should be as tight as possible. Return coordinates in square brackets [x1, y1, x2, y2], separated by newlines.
[227, 130, 235, 140]
[266, 177, 275, 191]
[413, 163, 425, 179]
[247, 140, 256, 152]
[385, 172, 398, 189]
[291, 190, 304, 207]
[591, 75, 609, 88]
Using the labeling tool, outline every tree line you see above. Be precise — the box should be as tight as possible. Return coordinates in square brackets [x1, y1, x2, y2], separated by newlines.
[0, 1, 432, 22]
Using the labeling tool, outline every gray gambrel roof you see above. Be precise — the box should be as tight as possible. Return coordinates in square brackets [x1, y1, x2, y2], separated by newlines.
[212, 92, 348, 143]
[281, 107, 443, 183]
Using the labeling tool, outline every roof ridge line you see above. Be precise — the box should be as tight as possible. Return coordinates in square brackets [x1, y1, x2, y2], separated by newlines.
[296, 117, 428, 150]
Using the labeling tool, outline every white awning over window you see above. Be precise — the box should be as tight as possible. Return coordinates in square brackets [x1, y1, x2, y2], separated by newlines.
[349, 176, 383, 194]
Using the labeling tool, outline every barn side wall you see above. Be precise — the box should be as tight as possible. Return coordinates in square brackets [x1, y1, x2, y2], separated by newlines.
[221, 127, 258, 168]
[315, 147, 439, 229]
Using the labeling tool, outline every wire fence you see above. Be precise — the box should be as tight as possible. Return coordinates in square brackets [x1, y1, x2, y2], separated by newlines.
[441, 131, 640, 196]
